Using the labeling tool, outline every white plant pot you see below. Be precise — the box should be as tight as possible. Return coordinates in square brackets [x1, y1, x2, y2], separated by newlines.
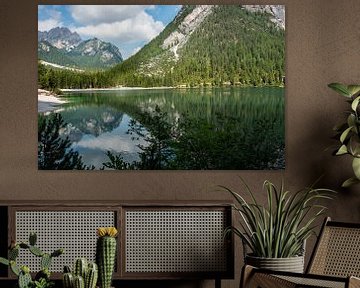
[245, 254, 305, 273]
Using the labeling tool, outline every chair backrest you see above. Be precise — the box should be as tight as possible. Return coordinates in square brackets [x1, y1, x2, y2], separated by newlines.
[307, 217, 360, 277]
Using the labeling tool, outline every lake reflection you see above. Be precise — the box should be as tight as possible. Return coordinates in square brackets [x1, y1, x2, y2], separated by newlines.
[43, 87, 285, 170]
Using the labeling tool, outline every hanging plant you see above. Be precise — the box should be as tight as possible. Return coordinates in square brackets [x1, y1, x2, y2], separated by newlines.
[329, 83, 360, 187]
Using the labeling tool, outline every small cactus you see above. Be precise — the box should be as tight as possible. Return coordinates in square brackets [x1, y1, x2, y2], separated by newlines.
[29, 232, 37, 246]
[74, 258, 88, 279]
[18, 269, 32, 288]
[35, 268, 50, 281]
[85, 263, 98, 288]
[51, 248, 64, 257]
[63, 259, 98, 288]
[74, 275, 85, 288]
[9, 247, 19, 260]
[10, 260, 20, 276]
[63, 272, 74, 288]
[19, 243, 29, 249]
[96, 227, 118, 288]
[29, 245, 44, 257]
[64, 265, 72, 273]
[0, 233, 63, 288]
[41, 253, 52, 270]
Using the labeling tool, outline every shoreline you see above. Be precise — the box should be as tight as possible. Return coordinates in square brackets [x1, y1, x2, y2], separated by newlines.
[61, 86, 174, 92]
[61, 85, 284, 92]
[38, 89, 66, 113]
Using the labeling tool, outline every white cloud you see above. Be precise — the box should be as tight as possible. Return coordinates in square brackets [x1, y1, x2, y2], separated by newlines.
[38, 7, 63, 31]
[38, 18, 63, 31]
[70, 5, 155, 25]
[75, 11, 163, 43]
[75, 133, 141, 153]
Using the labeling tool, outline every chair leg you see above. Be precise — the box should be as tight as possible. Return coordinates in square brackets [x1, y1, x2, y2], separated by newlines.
[240, 265, 255, 288]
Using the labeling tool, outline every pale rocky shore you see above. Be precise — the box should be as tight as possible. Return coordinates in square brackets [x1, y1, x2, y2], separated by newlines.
[38, 89, 66, 113]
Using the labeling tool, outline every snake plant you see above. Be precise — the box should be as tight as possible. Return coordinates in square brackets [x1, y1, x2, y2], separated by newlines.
[222, 179, 334, 258]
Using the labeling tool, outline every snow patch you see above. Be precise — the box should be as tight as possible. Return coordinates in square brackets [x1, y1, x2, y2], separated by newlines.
[39, 60, 84, 72]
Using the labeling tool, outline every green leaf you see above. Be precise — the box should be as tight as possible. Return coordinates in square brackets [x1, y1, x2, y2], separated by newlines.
[29, 232, 37, 246]
[347, 114, 356, 127]
[0, 257, 9, 266]
[342, 177, 360, 188]
[29, 246, 44, 257]
[351, 96, 360, 111]
[8, 247, 19, 261]
[336, 145, 348, 155]
[347, 85, 360, 96]
[350, 135, 360, 156]
[10, 261, 20, 276]
[352, 157, 360, 179]
[340, 126, 353, 143]
[328, 83, 351, 97]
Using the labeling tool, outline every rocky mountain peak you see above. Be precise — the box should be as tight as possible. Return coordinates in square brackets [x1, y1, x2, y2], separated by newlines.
[38, 27, 123, 69]
[38, 27, 82, 51]
[243, 5, 285, 29]
[75, 38, 123, 63]
[161, 5, 215, 61]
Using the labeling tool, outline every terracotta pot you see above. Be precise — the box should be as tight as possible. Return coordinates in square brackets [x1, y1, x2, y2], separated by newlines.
[245, 254, 304, 273]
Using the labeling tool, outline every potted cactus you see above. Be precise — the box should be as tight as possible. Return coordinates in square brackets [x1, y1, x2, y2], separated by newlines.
[96, 227, 118, 288]
[0, 232, 63, 288]
[63, 258, 98, 288]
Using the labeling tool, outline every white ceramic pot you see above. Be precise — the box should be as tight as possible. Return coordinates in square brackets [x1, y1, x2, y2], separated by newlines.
[245, 254, 305, 273]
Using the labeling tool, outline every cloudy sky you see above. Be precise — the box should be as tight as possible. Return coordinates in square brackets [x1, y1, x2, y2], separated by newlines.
[38, 5, 181, 59]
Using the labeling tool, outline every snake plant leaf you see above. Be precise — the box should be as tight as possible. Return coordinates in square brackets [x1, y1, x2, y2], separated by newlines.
[336, 145, 348, 155]
[328, 83, 352, 97]
[352, 157, 360, 179]
[351, 96, 360, 111]
[347, 85, 360, 96]
[342, 177, 360, 188]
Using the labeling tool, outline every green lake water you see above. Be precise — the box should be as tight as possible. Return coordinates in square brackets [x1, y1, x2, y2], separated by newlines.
[43, 87, 285, 170]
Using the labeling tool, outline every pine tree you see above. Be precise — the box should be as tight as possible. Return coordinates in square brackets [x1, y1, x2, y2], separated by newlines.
[38, 113, 86, 170]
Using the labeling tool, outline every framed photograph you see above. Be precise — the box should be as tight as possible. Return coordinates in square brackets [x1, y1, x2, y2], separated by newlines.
[37, 5, 285, 170]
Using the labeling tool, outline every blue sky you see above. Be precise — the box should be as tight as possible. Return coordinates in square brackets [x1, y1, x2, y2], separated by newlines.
[38, 5, 181, 59]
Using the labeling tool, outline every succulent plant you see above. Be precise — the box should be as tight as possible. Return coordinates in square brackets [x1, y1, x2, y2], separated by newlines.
[0, 232, 63, 288]
[96, 227, 118, 288]
[63, 259, 98, 288]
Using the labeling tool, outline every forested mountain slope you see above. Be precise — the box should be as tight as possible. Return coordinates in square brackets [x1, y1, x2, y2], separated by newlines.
[108, 5, 285, 87]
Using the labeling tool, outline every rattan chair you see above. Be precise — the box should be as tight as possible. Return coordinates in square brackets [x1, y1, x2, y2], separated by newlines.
[241, 217, 360, 288]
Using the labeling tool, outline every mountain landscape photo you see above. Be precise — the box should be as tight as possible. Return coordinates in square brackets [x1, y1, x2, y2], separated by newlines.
[37, 5, 285, 170]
